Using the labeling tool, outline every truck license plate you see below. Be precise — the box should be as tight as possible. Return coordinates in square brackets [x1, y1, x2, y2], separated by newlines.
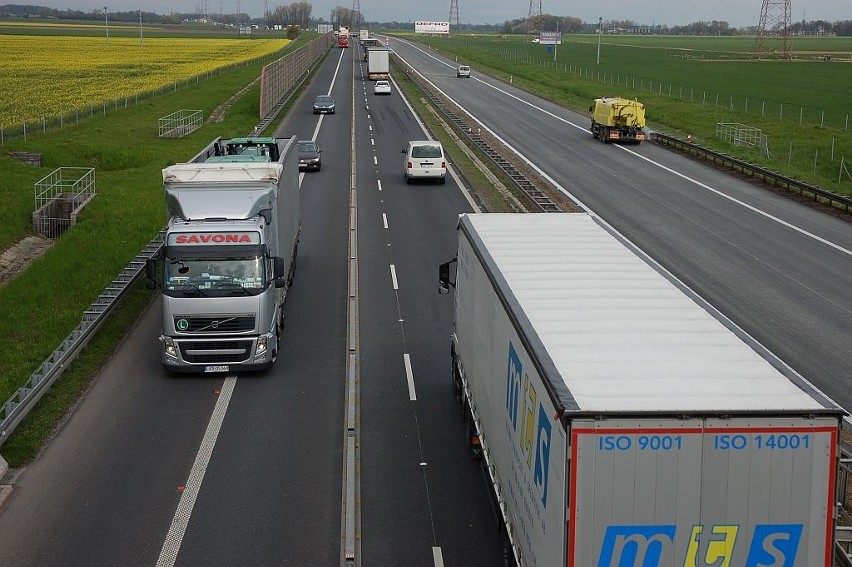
[204, 365, 229, 373]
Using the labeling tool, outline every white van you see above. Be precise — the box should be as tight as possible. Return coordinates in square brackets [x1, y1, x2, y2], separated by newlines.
[456, 65, 470, 78]
[402, 141, 446, 184]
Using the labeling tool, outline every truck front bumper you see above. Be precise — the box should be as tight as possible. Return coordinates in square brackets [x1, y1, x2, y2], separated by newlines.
[160, 332, 274, 374]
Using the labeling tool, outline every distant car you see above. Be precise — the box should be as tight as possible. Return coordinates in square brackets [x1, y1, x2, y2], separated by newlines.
[456, 65, 470, 78]
[373, 80, 392, 95]
[402, 140, 446, 184]
[313, 94, 335, 114]
[297, 140, 322, 171]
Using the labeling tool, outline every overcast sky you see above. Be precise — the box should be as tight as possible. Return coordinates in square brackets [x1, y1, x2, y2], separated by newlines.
[21, 0, 851, 27]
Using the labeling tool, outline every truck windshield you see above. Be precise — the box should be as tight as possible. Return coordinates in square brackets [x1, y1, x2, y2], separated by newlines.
[163, 255, 266, 297]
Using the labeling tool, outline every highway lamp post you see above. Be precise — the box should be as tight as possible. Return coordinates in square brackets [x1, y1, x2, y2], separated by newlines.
[139, 9, 143, 46]
[596, 17, 602, 64]
[103, 6, 109, 44]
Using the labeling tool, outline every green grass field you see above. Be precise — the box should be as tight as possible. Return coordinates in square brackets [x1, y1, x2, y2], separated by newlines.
[406, 32, 852, 194]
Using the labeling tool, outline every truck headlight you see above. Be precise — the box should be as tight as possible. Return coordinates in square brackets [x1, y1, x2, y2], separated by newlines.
[163, 337, 177, 358]
[256, 336, 268, 356]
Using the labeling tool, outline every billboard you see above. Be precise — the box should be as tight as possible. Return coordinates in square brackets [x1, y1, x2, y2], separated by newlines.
[539, 31, 562, 45]
[414, 21, 449, 34]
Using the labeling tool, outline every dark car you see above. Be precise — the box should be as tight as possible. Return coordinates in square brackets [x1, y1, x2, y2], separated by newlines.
[297, 140, 322, 171]
[313, 94, 335, 114]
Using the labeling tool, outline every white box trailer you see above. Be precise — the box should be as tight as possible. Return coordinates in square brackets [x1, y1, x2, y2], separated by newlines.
[439, 213, 844, 567]
[367, 48, 389, 80]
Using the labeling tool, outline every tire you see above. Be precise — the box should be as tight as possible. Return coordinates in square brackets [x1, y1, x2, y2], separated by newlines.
[440, 176, 446, 184]
[406, 175, 412, 184]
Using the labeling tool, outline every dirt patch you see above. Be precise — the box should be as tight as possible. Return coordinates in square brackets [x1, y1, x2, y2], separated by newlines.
[0, 235, 53, 286]
[208, 77, 260, 123]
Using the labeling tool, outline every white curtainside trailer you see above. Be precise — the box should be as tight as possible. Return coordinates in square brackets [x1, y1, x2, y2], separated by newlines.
[439, 213, 844, 567]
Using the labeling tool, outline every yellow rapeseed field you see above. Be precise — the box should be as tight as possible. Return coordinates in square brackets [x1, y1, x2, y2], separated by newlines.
[0, 35, 289, 126]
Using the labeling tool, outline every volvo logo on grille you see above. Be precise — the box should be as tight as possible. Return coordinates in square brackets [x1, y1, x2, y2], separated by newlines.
[176, 318, 189, 331]
[211, 320, 220, 329]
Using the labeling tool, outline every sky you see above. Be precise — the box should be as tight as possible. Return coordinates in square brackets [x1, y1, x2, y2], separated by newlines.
[18, 0, 851, 27]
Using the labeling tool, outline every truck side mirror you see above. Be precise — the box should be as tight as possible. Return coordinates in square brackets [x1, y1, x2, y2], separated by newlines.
[438, 258, 457, 294]
[273, 257, 288, 288]
[145, 258, 159, 290]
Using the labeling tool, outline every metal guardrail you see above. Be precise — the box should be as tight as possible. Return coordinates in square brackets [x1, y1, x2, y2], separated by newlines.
[0, 233, 164, 447]
[654, 133, 852, 214]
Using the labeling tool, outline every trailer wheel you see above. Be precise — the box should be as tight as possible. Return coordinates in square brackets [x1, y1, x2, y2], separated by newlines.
[464, 401, 483, 460]
[288, 245, 298, 287]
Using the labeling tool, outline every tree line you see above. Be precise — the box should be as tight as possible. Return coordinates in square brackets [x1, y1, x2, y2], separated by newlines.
[2, 4, 851, 37]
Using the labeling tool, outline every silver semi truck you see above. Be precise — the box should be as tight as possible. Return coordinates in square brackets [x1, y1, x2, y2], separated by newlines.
[146, 137, 300, 373]
[439, 213, 844, 567]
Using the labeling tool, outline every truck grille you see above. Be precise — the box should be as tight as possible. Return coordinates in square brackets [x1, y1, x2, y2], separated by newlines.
[178, 339, 253, 364]
[173, 315, 255, 334]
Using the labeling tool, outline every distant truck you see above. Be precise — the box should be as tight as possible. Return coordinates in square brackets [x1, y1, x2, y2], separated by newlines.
[359, 29, 369, 41]
[439, 213, 844, 567]
[146, 136, 301, 373]
[590, 96, 646, 144]
[367, 48, 390, 80]
[360, 37, 382, 61]
[338, 26, 349, 48]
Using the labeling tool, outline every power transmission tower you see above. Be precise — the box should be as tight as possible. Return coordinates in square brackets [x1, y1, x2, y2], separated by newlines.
[448, 0, 459, 34]
[525, 0, 541, 36]
[351, 0, 360, 30]
[753, 0, 792, 59]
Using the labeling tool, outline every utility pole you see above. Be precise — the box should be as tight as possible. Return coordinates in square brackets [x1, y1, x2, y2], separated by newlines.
[104, 6, 109, 44]
[553, 19, 558, 62]
[596, 17, 602, 64]
[139, 9, 143, 46]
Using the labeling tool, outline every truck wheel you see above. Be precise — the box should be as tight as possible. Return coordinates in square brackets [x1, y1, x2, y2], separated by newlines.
[601, 127, 609, 143]
[452, 366, 463, 406]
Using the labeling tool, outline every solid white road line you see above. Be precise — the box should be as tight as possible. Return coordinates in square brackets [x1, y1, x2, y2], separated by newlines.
[156, 376, 237, 567]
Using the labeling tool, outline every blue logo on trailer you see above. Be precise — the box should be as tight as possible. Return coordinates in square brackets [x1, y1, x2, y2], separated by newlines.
[598, 526, 676, 567]
[507, 343, 522, 430]
[533, 403, 552, 506]
[506, 342, 552, 507]
[745, 525, 802, 566]
[597, 524, 803, 567]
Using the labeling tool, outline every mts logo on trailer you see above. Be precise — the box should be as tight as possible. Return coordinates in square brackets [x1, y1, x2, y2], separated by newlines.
[505, 342, 552, 507]
[597, 524, 803, 567]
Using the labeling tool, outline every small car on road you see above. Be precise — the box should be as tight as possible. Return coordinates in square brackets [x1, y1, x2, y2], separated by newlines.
[297, 140, 322, 171]
[373, 80, 392, 95]
[456, 65, 471, 78]
[313, 94, 335, 114]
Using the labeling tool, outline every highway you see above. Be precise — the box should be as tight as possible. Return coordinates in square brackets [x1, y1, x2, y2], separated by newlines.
[389, 36, 852, 411]
[0, 36, 850, 567]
